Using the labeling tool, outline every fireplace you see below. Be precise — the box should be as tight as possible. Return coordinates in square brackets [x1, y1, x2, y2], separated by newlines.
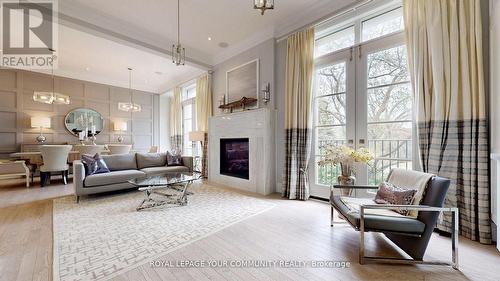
[220, 138, 249, 180]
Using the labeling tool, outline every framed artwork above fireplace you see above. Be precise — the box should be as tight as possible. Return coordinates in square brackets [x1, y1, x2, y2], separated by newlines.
[225, 59, 259, 110]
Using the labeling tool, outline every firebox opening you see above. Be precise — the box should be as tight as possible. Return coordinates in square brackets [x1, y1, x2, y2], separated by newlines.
[220, 138, 249, 180]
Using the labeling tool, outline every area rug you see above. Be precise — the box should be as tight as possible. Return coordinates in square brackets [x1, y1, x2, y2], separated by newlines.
[52, 184, 275, 281]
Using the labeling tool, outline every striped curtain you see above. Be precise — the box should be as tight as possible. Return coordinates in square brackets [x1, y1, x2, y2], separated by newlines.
[196, 74, 213, 178]
[404, 0, 491, 243]
[169, 87, 183, 153]
[282, 27, 315, 200]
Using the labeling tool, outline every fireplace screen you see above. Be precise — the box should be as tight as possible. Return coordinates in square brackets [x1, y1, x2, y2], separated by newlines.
[220, 138, 249, 179]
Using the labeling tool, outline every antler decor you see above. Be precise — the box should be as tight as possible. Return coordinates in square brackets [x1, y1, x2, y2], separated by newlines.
[218, 97, 257, 113]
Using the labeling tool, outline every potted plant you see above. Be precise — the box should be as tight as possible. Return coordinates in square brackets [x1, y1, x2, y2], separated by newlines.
[318, 145, 374, 196]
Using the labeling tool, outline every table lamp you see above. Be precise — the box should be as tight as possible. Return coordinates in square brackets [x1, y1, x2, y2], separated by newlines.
[114, 121, 127, 143]
[31, 116, 51, 143]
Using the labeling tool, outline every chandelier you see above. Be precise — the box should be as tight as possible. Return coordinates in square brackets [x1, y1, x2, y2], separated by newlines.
[118, 68, 142, 112]
[172, 0, 185, 66]
[33, 49, 70, 105]
[254, 0, 274, 15]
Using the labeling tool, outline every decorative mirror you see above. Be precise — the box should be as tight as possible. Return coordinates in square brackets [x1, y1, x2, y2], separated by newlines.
[64, 108, 104, 136]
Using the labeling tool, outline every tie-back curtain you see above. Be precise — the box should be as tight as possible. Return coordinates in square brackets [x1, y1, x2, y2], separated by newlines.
[282, 27, 315, 200]
[170, 87, 183, 153]
[196, 74, 213, 177]
[404, 0, 491, 243]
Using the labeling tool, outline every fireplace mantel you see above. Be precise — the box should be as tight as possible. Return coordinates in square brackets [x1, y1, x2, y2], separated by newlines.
[208, 108, 276, 195]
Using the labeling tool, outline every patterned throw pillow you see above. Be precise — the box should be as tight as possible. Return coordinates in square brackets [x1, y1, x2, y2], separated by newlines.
[81, 153, 110, 176]
[166, 151, 183, 166]
[375, 182, 417, 216]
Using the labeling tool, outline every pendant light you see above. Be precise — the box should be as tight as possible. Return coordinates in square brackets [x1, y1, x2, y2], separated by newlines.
[33, 49, 70, 105]
[118, 68, 142, 112]
[254, 0, 274, 15]
[172, 0, 185, 66]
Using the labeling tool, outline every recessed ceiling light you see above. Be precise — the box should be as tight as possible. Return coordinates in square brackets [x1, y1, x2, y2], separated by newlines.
[208, 37, 212, 41]
[218, 42, 229, 48]
[85, 67, 91, 71]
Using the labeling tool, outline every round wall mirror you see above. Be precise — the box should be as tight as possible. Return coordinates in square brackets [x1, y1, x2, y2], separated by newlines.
[64, 108, 104, 136]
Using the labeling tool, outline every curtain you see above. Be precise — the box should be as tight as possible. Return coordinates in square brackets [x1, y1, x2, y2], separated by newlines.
[282, 27, 315, 200]
[169, 87, 183, 153]
[196, 74, 213, 177]
[404, 0, 491, 243]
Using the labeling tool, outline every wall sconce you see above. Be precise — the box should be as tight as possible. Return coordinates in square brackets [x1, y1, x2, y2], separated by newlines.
[261, 82, 271, 104]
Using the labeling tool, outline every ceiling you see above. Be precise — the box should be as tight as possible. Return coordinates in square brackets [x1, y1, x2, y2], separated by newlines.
[35, 0, 359, 93]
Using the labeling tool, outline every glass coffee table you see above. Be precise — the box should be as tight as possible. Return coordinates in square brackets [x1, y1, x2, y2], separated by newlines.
[128, 172, 202, 211]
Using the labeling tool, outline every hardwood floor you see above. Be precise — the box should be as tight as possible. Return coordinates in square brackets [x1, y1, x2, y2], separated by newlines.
[1, 180, 500, 281]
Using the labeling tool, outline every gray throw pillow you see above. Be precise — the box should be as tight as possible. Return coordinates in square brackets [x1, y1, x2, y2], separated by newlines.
[136, 152, 167, 169]
[166, 151, 183, 166]
[81, 153, 110, 176]
[375, 182, 417, 216]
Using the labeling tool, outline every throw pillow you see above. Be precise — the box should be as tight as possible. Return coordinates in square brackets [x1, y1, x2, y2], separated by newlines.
[166, 151, 183, 166]
[81, 153, 110, 176]
[374, 182, 417, 216]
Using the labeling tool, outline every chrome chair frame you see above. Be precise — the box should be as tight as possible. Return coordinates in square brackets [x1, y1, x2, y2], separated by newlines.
[359, 204, 459, 270]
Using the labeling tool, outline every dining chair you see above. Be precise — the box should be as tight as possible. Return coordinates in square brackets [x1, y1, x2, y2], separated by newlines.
[0, 160, 30, 187]
[73, 145, 105, 156]
[148, 146, 159, 153]
[107, 144, 132, 155]
[39, 145, 72, 187]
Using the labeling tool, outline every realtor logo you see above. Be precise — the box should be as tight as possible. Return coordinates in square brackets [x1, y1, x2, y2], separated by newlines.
[0, 0, 58, 69]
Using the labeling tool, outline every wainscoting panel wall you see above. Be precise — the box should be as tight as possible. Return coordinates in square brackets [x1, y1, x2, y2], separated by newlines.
[0, 69, 157, 156]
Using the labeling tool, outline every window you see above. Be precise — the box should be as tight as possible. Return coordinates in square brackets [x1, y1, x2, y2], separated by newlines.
[311, 3, 413, 194]
[314, 61, 348, 185]
[315, 26, 355, 57]
[362, 7, 404, 42]
[366, 45, 412, 184]
[182, 84, 196, 156]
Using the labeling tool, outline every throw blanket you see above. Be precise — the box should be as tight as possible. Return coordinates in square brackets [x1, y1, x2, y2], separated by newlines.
[387, 168, 435, 217]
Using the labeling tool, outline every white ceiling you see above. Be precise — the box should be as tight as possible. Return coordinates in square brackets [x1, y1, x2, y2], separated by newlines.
[52, 24, 204, 93]
[35, 0, 359, 93]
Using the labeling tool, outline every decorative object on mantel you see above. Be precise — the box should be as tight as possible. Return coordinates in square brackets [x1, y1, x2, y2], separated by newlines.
[318, 145, 373, 196]
[218, 97, 257, 113]
[114, 121, 127, 143]
[118, 68, 142, 112]
[254, 0, 274, 15]
[31, 116, 51, 143]
[226, 59, 259, 111]
[172, 0, 185, 66]
[218, 95, 226, 113]
[33, 49, 71, 105]
[261, 82, 271, 104]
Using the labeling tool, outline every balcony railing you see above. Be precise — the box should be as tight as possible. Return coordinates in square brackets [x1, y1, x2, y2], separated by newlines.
[316, 139, 412, 186]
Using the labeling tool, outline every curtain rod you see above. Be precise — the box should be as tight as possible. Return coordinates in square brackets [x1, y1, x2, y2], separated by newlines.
[276, 0, 374, 42]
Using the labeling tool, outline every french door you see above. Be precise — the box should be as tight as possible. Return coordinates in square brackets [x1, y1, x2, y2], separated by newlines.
[309, 32, 415, 199]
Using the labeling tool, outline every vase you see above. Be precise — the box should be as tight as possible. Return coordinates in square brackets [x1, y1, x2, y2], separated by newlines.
[337, 163, 356, 197]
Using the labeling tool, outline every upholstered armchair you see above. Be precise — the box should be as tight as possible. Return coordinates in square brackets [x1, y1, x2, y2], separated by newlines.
[39, 145, 73, 187]
[107, 144, 132, 155]
[0, 160, 30, 187]
[330, 170, 457, 269]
